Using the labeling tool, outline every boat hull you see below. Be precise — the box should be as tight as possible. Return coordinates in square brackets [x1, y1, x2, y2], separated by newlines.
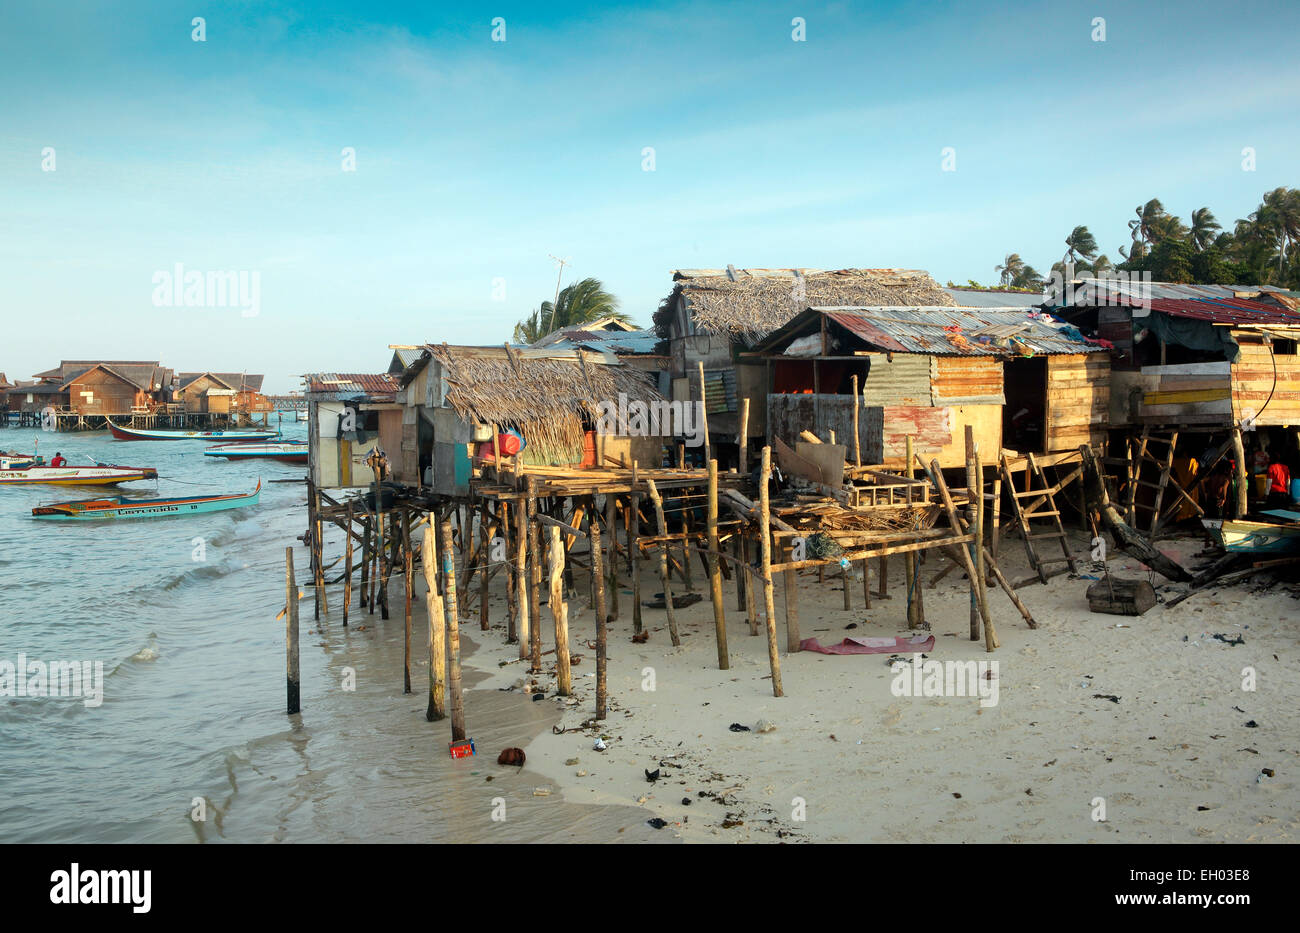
[32, 482, 260, 520]
[0, 466, 158, 487]
[108, 420, 279, 443]
[204, 443, 307, 463]
[1203, 518, 1300, 554]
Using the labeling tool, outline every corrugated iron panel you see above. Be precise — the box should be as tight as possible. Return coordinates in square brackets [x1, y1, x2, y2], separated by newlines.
[819, 306, 1105, 356]
[306, 372, 399, 400]
[861, 352, 931, 405]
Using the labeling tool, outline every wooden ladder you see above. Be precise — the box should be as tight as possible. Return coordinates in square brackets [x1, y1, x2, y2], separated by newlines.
[1000, 452, 1078, 584]
[1125, 429, 1184, 534]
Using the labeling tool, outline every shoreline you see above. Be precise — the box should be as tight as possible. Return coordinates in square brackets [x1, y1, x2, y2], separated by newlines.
[456, 529, 1298, 843]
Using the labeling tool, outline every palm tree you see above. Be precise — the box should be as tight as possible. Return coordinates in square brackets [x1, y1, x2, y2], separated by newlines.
[1249, 187, 1300, 276]
[1189, 207, 1221, 252]
[1129, 198, 1167, 246]
[1063, 225, 1099, 265]
[1091, 254, 1114, 276]
[512, 277, 628, 344]
[1012, 265, 1044, 290]
[995, 253, 1025, 287]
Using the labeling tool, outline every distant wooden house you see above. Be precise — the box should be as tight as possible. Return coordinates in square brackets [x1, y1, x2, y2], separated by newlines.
[176, 372, 269, 415]
[751, 306, 1111, 468]
[1049, 279, 1300, 430]
[395, 344, 666, 496]
[653, 267, 956, 463]
[303, 373, 402, 489]
[43, 361, 174, 416]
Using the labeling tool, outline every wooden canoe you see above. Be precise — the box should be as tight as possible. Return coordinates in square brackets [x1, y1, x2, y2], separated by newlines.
[203, 442, 308, 463]
[32, 480, 261, 520]
[107, 420, 280, 442]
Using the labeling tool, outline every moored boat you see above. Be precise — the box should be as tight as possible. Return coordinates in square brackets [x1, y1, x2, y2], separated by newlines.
[107, 420, 280, 442]
[1, 455, 158, 486]
[203, 442, 307, 463]
[32, 480, 260, 520]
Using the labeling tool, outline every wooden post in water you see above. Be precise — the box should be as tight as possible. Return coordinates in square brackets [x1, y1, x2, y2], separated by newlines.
[343, 502, 353, 627]
[645, 479, 680, 646]
[359, 516, 370, 612]
[589, 515, 608, 719]
[706, 460, 729, 670]
[527, 479, 543, 673]
[547, 525, 573, 695]
[403, 513, 413, 694]
[285, 547, 300, 715]
[758, 446, 785, 695]
[440, 518, 466, 740]
[423, 519, 446, 721]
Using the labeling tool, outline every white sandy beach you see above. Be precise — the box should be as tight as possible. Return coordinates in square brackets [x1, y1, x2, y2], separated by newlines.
[459, 530, 1299, 843]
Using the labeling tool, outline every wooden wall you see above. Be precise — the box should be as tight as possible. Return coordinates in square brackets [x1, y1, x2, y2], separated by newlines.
[67, 370, 144, 415]
[1232, 338, 1300, 427]
[931, 356, 1004, 405]
[1044, 353, 1111, 450]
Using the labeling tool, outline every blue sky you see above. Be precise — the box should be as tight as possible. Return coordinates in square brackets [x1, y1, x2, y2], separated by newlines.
[2, 0, 1298, 393]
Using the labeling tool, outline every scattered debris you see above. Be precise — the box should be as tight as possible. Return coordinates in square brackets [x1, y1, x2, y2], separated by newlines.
[1093, 694, 1121, 704]
[497, 748, 526, 767]
[646, 817, 668, 829]
[645, 768, 660, 783]
[728, 723, 751, 732]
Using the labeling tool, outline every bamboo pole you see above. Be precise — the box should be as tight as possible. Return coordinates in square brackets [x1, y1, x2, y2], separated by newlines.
[343, 502, 353, 627]
[527, 479, 543, 672]
[965, 427, 983, 642]
[423, 519, 447, 721]
[742, 534, 759, 635]
[783, 539, 800, 651]
[1232, 426, 1249, 518]
[285, 547, 300, 715]
[904, 436, 920, 628]
[590, 515, 608, 719]
[440, 517, 466, 741]
[403, 512, 413, 693]
[851, 374, 861, 468]
[707, 459, 729, 670]
[758, 446, 786, 692]
[931, 458, 997, 652]
[698, 361, 711, 467]
[737, 397, 750, 474]
[645, 479, 680, 645]
[502, 500, 516, 642]
[514, 496, 530, 659]
[547, 525, 573, 695]
[479, 500, 490, 631]
[605, 493, 619, 621]
[630, 490, 643, 635]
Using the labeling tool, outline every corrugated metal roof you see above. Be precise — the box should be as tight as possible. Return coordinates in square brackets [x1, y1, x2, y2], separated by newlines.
[533, 327, 662, 355]
[1053, 278, 1300, 325]
[806, 306, 1106, 356]
[304, 372, 399, 400]
[944, 287, 1043, 308]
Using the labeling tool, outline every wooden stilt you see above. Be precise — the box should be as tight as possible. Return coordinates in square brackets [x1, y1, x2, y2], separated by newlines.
[707, 460, 729, 670]
[930, 457, 996, 652]
[526, 479, 544, 672]
[758, 447, 786, 692]
[698, 360, 712, 466]
[423, 519, 447, 721]
[1231, 426, 1248, 518]
[645, 479, 680, 646]
[784, 540, 801, 651]
[359, 516, 370, 611]
[440, 518, 466, 740]
[285, 547, 300, 715]
[590, 515, 608, 719]
[479, 501, 490, 631]
[851, 374, 861, 468]
[861, 557, 871, 609]
[630, 489, 643, 635]
[605, 494, 619, 621]
[343, 503, 353, 627]
[502, 500, 516, 642]
[742, 534, 759, 635]
[403, 512, 413, 693]
[737, 397, 750, 474]
[515, 496, 530, 659]
[547, 525, 573, 695]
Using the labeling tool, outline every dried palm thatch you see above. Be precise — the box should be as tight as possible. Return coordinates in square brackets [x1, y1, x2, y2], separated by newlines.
[653, 268, 955, 343]
[430, 346, 663, 466]
[782, 501, 941, 534]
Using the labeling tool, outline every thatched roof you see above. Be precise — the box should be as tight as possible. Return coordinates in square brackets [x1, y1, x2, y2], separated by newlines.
[654, 267, 954, 343]
[428, 345, 662, 427]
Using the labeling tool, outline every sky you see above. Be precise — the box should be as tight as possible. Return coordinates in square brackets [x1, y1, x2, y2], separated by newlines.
[2, 0, 1298, 394]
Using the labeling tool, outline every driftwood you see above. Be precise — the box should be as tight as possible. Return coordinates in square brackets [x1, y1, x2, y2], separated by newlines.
[1078, 445, 1192, 583]
[1086, 577, 1156, 616]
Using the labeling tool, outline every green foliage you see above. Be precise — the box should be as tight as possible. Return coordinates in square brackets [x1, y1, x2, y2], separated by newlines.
[512, 277, 628, 344]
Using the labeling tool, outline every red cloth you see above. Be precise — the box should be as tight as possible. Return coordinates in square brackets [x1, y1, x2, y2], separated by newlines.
[1268, 462, 1290, 493]
[50, 456, 67, 467]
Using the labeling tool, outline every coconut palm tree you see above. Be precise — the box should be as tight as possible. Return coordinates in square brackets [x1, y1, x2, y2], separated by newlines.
[995, 253, 1025, 287]
[512, 277, 628, 344]
[1129, 198, 1167, 246]
[1063, 225, 1099, 265]
[1013, 265, 1044, 290]
[1189, 207, 1221, 252]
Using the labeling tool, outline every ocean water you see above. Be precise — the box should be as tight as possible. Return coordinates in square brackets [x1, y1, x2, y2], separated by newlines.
[0, 422, 661, 843]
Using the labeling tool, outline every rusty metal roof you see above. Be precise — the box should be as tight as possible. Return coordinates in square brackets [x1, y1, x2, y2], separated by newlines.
[797, 306, 1108, 356]
[1052, 278, 1300, 326]
[304, 372, 399, 400]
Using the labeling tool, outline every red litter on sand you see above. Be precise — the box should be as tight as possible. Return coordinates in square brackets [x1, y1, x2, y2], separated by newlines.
[449, 739, 476, 759]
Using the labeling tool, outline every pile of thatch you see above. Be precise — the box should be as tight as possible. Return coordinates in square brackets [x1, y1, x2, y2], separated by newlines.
[654, 268, 954, 343]
[430, 346, 663, 465]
